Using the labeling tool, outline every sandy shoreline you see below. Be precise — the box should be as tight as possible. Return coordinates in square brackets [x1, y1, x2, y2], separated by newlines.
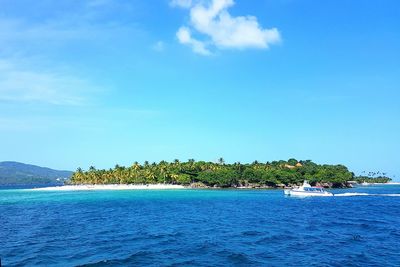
[22, 182, 400, 191]
[29, 184, 186, 191]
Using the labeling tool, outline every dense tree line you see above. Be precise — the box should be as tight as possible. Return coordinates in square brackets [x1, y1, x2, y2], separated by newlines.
[70, 159, 363, 188]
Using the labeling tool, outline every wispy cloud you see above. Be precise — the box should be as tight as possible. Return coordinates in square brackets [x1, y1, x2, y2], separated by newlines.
[172, 0, 281, 55]
[0, 59, 97, 105]
[152, 41, 165, 52]
[170, 0, 193, 8]
[0, 0, 143, 57]
[0, 107, 163, 132]
[0, 18, 136, 55]
[0, 2, 140, 106]
[86, 0, 113, 8]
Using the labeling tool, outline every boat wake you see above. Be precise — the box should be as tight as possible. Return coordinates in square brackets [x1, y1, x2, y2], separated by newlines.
[334, 193, 400, 197]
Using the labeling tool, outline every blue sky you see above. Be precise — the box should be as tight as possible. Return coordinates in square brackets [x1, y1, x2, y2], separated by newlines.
[0, 0, 399, 178]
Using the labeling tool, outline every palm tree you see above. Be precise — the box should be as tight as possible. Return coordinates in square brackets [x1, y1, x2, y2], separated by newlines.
[145, 170, 156, 184]
[159, 166, 170, 183]
[132, 161, 141, 171]
[72, 167, 84, 184]
[170, 173, 179, 184]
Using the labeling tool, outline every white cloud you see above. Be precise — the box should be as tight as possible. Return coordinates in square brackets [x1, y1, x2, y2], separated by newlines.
[173, 0, 281, 55]
[176, 27, 211, 55]
[170, 0, 193, 8]
[0, 59, 96, 105]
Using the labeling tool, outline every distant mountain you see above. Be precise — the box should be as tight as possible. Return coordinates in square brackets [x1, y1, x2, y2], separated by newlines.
[0, 161, 73, 185]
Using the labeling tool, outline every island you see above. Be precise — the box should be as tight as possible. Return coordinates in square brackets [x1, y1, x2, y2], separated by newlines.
[69, 159, 392, 189]
[0, 161, 72, 185]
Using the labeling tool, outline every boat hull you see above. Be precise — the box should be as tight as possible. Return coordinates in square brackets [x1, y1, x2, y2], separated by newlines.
[284, 180, 334, 197]
[285, 189, 333, 197]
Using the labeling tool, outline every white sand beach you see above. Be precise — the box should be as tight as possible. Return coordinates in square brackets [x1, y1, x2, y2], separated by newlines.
[30, 184, 186, 191]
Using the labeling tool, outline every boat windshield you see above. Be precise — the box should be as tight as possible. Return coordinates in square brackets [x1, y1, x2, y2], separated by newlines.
[304, 187, 324, 192]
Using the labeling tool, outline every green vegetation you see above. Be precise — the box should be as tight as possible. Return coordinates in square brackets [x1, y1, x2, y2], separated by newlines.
[353, 171, 392, 184]
[70, 159, 358, 188]
[0, 161, 72, 185]
[354, 176, 392, 184]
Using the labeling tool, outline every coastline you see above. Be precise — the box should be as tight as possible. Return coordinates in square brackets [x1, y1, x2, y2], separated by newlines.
[29, 184, 186, 191]
[25, 181, 399, 191]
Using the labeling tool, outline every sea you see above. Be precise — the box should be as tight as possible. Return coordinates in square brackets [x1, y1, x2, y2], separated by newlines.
[1, 185, 400, 266]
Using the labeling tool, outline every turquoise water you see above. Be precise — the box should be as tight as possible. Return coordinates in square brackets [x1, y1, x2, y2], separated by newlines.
[1, 186, 400, 266]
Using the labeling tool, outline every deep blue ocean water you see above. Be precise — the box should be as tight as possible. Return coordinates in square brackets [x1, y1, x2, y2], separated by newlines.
[1, 185, 400, 266]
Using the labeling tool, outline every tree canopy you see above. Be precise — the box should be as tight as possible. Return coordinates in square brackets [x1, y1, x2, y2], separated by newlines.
[69, 159, 377, 188]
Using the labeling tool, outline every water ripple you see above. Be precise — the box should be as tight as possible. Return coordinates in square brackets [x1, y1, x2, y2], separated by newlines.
[1, 187, 400, 266]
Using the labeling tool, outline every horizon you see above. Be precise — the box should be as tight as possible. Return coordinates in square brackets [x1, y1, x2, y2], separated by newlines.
[0, 0, 399, 179]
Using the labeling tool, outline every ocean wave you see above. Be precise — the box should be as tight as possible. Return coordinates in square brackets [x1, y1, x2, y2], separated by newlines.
[334, 193, 370, 197]
[334, 193, 400, 197]
[77, 250, 154, 266]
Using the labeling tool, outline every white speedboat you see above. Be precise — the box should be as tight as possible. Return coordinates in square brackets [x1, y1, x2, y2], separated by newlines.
[284, 180, 333, 197]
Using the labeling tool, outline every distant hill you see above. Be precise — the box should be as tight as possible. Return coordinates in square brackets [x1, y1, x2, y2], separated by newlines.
[0, 161, 73, 185]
